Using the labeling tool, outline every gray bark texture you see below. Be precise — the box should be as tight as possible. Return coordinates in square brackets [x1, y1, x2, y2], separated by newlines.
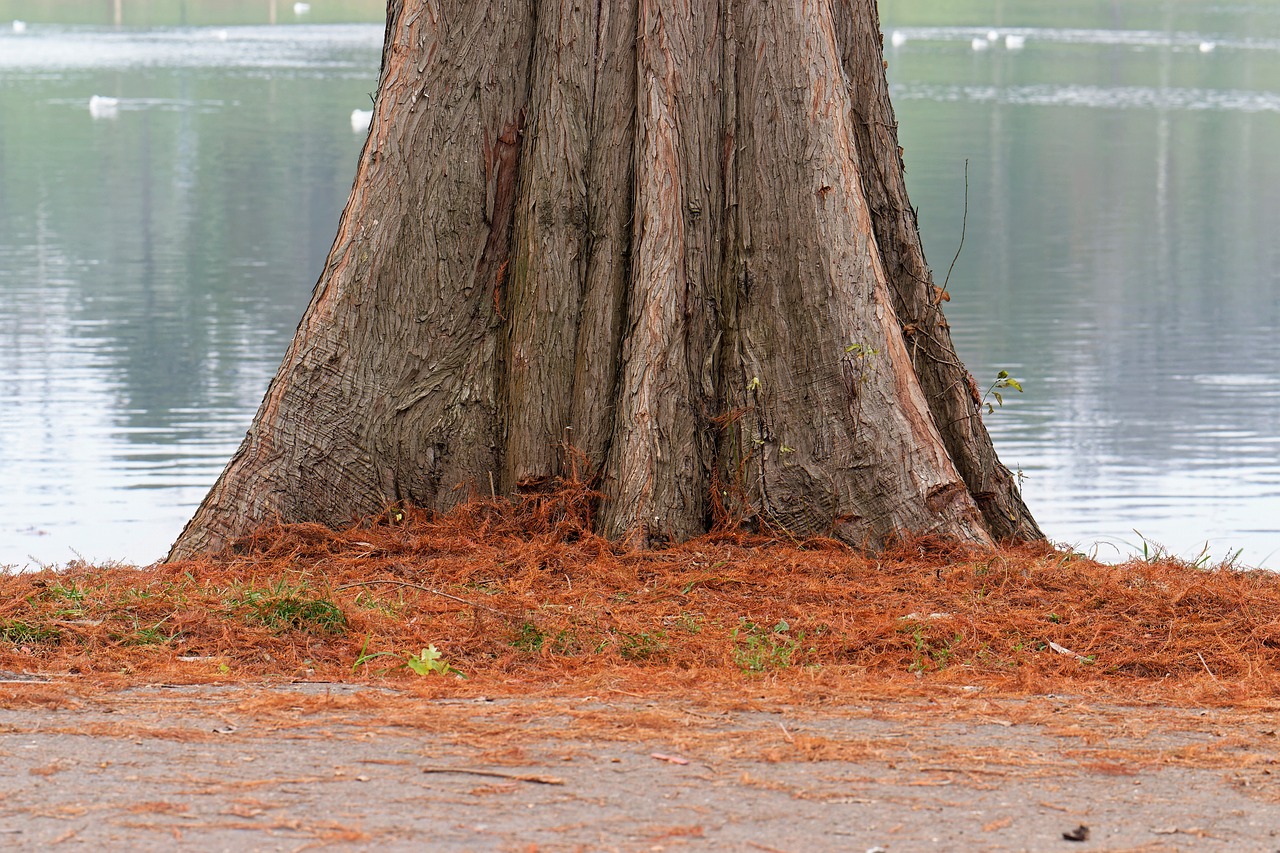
[168, 0, 1042, 562]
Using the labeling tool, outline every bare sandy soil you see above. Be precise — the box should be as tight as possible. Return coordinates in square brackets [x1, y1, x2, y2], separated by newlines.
[0, 680, 1277, 851]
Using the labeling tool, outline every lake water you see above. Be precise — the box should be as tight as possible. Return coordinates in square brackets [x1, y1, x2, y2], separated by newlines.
[2, 2, 1278, 568]
[0, 9, 383, 567]
[882, 0, 1280, 567]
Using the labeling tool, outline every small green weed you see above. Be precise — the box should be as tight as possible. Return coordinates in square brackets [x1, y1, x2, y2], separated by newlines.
[905, 625, 963, 673]
[228, 580, 346, 636]
[352, 634, 389, 671]
[0, 620, 62, 645]
[405, 645, 462, 677]
[118, 616, 178, 647]
[1132, 531, 1172, 563]
[41, 581, 88, 616]
[258, 597, 345, 634]
[732, 619, 801, 673]
[512, 621, 546, 652]
[511, 622, 581, 655]
[352, 636, 463, 677]
[549, 629, 580, 655]
[616, 630, 667, 661]
[352, 591, 403, 617]
[674, 612, 703, 634]
[121, 587, 152, 603]
[47, 582, 87, 604]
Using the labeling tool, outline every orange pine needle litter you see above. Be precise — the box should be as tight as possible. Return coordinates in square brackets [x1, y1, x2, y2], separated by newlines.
[1, 488, 1277, 708]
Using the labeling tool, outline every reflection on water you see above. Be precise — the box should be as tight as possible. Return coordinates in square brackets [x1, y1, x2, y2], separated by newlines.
[0, 23, 383, 71]
[1, 21, 382, 567]
[883, 10, 1280, 566]
[895, 82, 1280, 113]
[889, 26, 1280, 52]
[2, 5, 1278, 568]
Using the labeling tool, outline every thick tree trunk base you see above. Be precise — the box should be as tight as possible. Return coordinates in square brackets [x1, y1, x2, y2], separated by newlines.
[168, 0, 1041, 563]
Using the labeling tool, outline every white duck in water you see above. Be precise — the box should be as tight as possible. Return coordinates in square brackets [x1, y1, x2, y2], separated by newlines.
[89, 96, 120, 119]
[351, 109, 373, 133]
[12, 19, 26, 33]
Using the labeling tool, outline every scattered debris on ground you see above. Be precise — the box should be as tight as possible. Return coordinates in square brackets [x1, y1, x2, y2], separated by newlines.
[1, 683, 1279, 850]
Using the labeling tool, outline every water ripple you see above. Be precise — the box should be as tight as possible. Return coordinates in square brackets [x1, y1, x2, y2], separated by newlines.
[0, 24, 382, 72]
[888, 25, 1280, 52]
[892, 82, 1280, 114]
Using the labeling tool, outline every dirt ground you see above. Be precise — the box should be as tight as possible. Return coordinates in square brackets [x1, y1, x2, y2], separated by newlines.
[4, 502, 1280, 850]
[1, 679, 1278, 852]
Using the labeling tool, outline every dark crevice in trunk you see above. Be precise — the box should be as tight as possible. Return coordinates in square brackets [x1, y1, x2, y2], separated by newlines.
[572, 1, 606, 485]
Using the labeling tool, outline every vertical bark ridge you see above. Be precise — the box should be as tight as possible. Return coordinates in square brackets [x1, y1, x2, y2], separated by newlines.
[674, 1, 727, 531]
[713, 0, 748, 526]
[500, 0, 595, 491]
[569, 0, 638, 476]
[729, 0, 990, 545]
[832, 0, 1042, 541]
[600, 0, 708, 544]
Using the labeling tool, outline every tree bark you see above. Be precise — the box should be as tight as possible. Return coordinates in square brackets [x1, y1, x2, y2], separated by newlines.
[168, 0, 1042, 562]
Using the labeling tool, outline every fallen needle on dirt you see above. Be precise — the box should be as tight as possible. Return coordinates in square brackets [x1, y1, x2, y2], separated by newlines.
[420, 766, 564, 785]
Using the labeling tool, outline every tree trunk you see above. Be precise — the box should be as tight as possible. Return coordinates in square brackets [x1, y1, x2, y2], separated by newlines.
[168, 0, 1042, 562]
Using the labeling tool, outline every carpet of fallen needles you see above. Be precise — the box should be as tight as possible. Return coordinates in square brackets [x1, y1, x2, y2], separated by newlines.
[2, 486, 1278, 706]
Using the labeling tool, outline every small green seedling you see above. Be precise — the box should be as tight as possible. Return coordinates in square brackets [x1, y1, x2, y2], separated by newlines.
[405, 645, 462, 677]
[984, 370, 1023, 414]
[352, 636, 464, 677]
[352, 633, 396, 672]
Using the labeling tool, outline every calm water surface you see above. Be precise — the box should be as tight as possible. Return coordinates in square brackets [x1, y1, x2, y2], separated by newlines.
[884, 1, 1280, 566]
[2, 3, 1278, 567]
[1, 18, 381, 566]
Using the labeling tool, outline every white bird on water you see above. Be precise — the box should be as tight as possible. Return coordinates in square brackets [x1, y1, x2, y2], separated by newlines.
[1005, 34, 1026, 50]
[293, 2, 311, 15]
[971, 36, 990, 51]
[89, 95, 120, 119]
[351, 109, 373, 133]
[12, 19, 26, 33]
[890, 30, 907, 48]
[1199, 41, 1216, 53]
